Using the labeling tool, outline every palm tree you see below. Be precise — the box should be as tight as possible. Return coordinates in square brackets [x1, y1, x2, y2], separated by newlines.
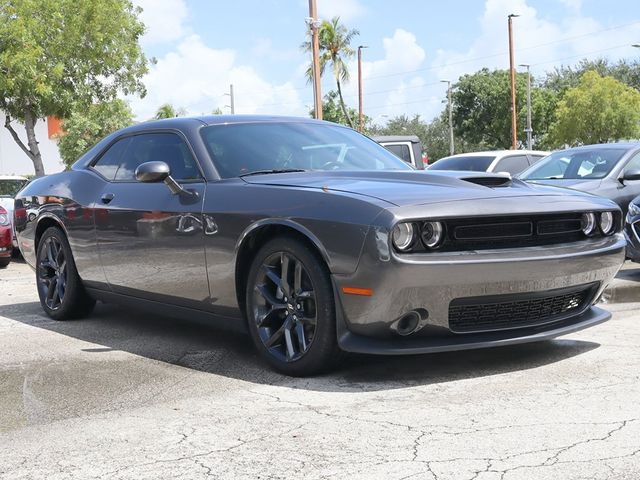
[154, 104, 186, 119]
[303, 17, 359, 128]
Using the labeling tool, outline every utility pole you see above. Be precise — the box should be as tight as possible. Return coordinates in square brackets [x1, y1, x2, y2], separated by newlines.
[308, 0, 322, 120]
[357, 45, 368, 132]
[224, 84, 235, 114]
[519, 64, 532, 149]
[508, 14, 519, 150]
[441, 80, 454, 155]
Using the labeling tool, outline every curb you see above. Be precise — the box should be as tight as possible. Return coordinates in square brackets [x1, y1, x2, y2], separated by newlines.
[599, 265, 640, 304]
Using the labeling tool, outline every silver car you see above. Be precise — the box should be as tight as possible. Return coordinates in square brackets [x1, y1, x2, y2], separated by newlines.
[519, 143, 640, 215]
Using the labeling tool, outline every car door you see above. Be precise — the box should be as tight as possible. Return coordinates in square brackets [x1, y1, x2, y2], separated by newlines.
[615, 151, 640, 213]
[92, 131, 209, 308]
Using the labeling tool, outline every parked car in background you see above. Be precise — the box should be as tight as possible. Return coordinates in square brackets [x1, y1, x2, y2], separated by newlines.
[518, 143, 640, 216]
[372, 135, 426, 169]
[0, 206, 12, 268]
[15, 115, 625, 376]
[429, 150, 549, 175]
[0, 175, 29, 247]
[625, 197, 640, 262]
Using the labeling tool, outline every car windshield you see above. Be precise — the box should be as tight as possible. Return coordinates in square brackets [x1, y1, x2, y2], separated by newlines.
[519, 148, 627, 180]
[428, 155, 496, 172]
[200, 122, 413, 178]
[0, 179, 27, 197]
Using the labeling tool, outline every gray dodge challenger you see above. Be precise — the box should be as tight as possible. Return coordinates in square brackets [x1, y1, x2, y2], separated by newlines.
[14, 116, 625, 375]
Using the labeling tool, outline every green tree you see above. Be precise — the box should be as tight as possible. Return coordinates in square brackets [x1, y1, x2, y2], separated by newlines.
[57, 99, 134, 168]
[548, 70, 640, 147]
[309, 90, 371, 129]
[154, 104, 186, 119]
[544, 58, 640, 93]
[211, 107, 224, 115]
[0, 0, 147, 176]
[452, 68, 557, 149]
[303, 17, 359, 129]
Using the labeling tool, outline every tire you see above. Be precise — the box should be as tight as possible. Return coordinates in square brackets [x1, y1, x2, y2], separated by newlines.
[245, 236, 342, 376]
[36, 226, 96, 320]
[0, 257, 10, 269]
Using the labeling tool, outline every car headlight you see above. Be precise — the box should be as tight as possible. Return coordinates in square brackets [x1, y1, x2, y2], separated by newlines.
[599, 211, 615, 235]
[581, 212, 596, 236]
[629, 202, 640, 217]
[0, 213, 8, 226]
[392, 222, 416, 251]
[420, 221, 444, 248]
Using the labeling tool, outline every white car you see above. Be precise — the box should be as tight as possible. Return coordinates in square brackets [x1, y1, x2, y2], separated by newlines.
[428, 150, 549, 175]
[0, 175, 29, 247]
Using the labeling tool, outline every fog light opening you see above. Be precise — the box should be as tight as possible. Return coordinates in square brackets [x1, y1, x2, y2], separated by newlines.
[395, 311, 421, 336]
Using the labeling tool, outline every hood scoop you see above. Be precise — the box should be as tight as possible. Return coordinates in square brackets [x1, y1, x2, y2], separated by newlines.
[460, 174, 512, 188]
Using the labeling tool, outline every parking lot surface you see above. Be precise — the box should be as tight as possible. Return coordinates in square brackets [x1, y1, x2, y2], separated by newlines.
[1, 260, 639, 480]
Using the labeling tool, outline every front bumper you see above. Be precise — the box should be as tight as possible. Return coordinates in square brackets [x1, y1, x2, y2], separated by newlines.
[624, 218, 640, 262]
[332, 230, 625, 353]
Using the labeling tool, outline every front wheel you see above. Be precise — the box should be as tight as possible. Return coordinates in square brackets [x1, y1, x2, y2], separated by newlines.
[0, 256, 10, 269]
[245, 236, 342, 376]
[36, 227, 96, 320]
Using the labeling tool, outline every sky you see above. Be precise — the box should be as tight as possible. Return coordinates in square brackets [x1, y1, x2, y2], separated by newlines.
[129, 0, 640, 124]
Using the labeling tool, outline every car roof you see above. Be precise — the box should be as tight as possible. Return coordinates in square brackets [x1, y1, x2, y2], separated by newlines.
[554, 142, 640, 153]
[0, 175, 28, 180]
[439, 150, 549, 160]
[371, 135, 421, 143]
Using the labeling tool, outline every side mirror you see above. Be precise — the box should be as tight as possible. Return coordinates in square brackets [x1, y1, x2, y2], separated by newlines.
[622, 169, 640, 182]
[135, 161, 170, 183]
[135, 161, 196, 197]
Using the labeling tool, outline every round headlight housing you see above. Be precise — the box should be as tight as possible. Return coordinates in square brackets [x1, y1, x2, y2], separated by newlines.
[421, 221, 444, 248]
[599, 211, 615, 235]
[392, 222, 416, 251]
[581, 212, 597, 236]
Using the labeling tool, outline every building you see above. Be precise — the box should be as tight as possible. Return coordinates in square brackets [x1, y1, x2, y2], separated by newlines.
[0, 114, 65, 176]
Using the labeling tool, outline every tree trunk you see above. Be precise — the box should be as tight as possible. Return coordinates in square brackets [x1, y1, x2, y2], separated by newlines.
[336, 79, 355, 129]
[24, 109, 45, 177]
[4, 111, 45, 177]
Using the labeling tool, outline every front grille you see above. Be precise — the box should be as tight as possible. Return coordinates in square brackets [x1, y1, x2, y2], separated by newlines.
[443, 213, 586, 251]
[448, 284, 597, 333]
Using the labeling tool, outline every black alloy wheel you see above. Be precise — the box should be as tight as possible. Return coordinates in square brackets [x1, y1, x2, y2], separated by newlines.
[38, 235, 67, 310]
[246, 236, 342, 376]
[36, 227, 96, 320]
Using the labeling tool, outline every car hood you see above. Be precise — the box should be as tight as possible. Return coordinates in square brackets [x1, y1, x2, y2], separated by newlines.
[523, 178, 603, 192]
[241, 170, 593, 207]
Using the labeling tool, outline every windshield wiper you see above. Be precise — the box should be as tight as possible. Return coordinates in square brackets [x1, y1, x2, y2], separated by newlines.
[239, 169, 308, 177]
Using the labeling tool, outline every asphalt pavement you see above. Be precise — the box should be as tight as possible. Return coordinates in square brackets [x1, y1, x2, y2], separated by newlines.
[1, 259, 639, 480]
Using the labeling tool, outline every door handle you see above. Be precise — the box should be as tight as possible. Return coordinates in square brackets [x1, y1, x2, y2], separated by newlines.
[101, 193, 115, 204]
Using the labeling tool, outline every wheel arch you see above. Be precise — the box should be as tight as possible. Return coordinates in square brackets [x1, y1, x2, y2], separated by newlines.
[234, 219, 331, 312]
[34, 213, 68, 251]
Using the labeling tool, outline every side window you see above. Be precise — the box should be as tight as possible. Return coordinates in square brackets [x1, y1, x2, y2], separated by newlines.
[623, 152, 640, 174]
[114, 133, 201, 182]
[92, 138, 131, 180]
[494, 155, 530, 175]
[528, 155, 545, 166]
[384, 144, 412, 163]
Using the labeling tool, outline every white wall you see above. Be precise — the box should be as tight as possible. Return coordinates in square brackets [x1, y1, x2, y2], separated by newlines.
[0, 114, 64, 176]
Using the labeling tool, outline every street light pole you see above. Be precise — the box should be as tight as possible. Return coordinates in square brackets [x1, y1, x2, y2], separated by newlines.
[440, 80, 454, 155]
[357, 45, 368, 133]
[224, 84, 235, 114]
[508, 14, 519, 150]
[308, 0, 322, 120]
[519, 64, 532, 149]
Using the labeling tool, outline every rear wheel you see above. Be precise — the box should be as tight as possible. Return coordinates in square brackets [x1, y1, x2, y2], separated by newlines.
[245, 236, 342, 376]
[36, 227, 96, 320]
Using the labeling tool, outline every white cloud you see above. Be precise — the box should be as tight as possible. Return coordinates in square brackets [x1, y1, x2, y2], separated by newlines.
[129, 35, 305, 120]
[431, 0, 640, 85]
[316, 0, 366, 22]
[133, 0, 189, 46]
[558, 0, 582, 12]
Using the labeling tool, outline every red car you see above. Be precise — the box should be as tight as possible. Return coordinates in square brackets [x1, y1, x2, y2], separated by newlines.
[0, 206, 12, 268]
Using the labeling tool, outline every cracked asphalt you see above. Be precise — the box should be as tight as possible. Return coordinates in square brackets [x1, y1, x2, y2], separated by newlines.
[1, 260, 639, 480]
